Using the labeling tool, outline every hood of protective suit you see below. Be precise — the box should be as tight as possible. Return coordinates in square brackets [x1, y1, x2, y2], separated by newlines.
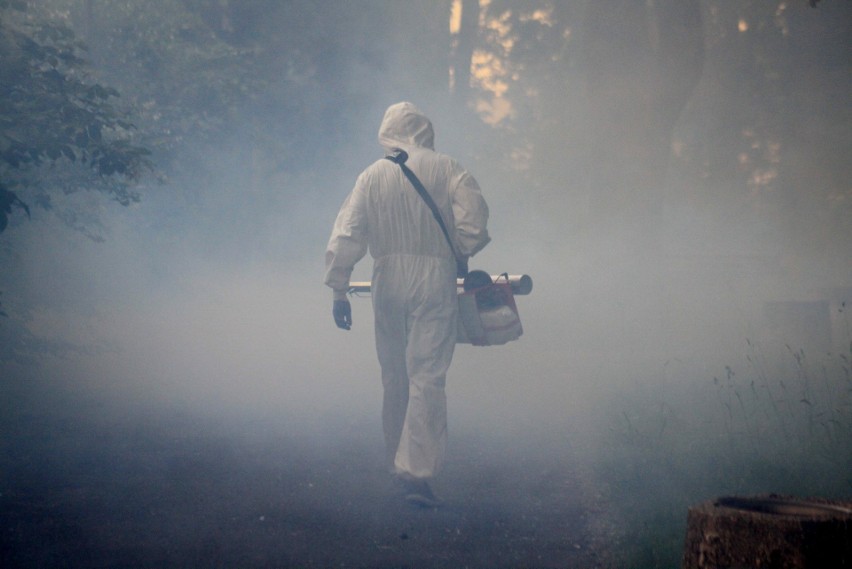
[378, 102, 435, 153]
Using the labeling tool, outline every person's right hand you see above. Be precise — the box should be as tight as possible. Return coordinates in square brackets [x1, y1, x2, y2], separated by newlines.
[333, 299, 352, 330]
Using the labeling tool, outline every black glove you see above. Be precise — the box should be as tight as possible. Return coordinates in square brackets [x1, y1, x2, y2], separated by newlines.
[456, 257, 469, 278]
[333, 299, 352, 330]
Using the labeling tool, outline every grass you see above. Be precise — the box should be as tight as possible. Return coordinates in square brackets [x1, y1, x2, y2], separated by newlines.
[589, 335, 852, 568]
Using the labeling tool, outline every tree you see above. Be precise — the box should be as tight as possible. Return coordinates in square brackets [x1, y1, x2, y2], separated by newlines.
[0, 1, 152, 234]
[68, 0, 269, 163]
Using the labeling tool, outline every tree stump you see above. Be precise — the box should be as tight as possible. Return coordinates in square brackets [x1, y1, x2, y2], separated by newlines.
[682, 495, 852, 568]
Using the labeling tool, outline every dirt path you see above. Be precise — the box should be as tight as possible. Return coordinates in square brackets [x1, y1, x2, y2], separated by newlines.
[1, 391, 609, 568]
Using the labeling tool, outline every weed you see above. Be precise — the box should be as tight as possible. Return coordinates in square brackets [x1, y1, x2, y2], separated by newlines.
[592, 336, 852, 568]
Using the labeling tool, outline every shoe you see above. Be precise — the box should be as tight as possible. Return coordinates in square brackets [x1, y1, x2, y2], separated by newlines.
[399, 477, 443, 508]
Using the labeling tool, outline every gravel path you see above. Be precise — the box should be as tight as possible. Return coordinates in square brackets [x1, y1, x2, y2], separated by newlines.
[1, 386, 609, 568]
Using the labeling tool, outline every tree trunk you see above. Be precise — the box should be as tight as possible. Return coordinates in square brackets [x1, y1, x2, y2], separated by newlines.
[451, 0, 479, 104]
[682, 496, 852, 569]
[578, 0, 703, 250]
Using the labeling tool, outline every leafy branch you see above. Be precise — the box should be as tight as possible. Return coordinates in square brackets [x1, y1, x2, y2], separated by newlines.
[0, 2, 152, 232]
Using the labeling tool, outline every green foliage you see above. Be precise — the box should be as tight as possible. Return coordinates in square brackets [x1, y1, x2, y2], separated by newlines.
[0, 1, 151, 232]
[75, 0, 270, 163]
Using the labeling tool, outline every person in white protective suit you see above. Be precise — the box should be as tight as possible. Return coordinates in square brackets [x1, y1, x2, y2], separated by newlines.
[324, 102, 490, 507]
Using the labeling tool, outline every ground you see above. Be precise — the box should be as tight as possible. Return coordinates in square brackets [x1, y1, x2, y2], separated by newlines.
[0, 381, 611, 569]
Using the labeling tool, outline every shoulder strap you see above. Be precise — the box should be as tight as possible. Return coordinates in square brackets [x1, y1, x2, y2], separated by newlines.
[385, 149, 458, 260]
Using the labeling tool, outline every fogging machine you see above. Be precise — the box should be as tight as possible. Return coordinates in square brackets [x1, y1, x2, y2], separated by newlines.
[349, 273, 533, 346]
[348, 273, 533, 296]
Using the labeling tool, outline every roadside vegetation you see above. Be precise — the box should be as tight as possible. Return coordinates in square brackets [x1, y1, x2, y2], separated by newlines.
[593, 327, 852, 567]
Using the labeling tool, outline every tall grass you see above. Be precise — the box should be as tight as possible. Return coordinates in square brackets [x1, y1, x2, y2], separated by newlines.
[588, 336, 852, 568]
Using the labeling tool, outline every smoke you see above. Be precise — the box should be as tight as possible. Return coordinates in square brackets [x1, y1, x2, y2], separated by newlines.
[2, 3, 851, 565]
[6, 46, 850, 431]
[4, 4, 849, 427]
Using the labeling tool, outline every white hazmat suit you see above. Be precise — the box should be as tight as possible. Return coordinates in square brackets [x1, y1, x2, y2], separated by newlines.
[324, 102, 490, 481]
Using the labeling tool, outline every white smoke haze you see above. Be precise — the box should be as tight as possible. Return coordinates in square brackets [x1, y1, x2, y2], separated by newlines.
[1, 2, 851, 566]
[6, 65, 849, 447]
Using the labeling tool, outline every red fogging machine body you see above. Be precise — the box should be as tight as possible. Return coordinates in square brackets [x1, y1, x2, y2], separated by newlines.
[348, 273, 533, 346]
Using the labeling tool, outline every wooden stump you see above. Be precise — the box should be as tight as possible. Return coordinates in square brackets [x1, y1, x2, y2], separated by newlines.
[682, 495, 852, 568]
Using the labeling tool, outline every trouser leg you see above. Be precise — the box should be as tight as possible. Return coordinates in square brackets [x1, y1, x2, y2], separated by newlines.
[393, 293, 457, 479]
[374, 296, 409, 472]
[380, 355, 408, 471]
